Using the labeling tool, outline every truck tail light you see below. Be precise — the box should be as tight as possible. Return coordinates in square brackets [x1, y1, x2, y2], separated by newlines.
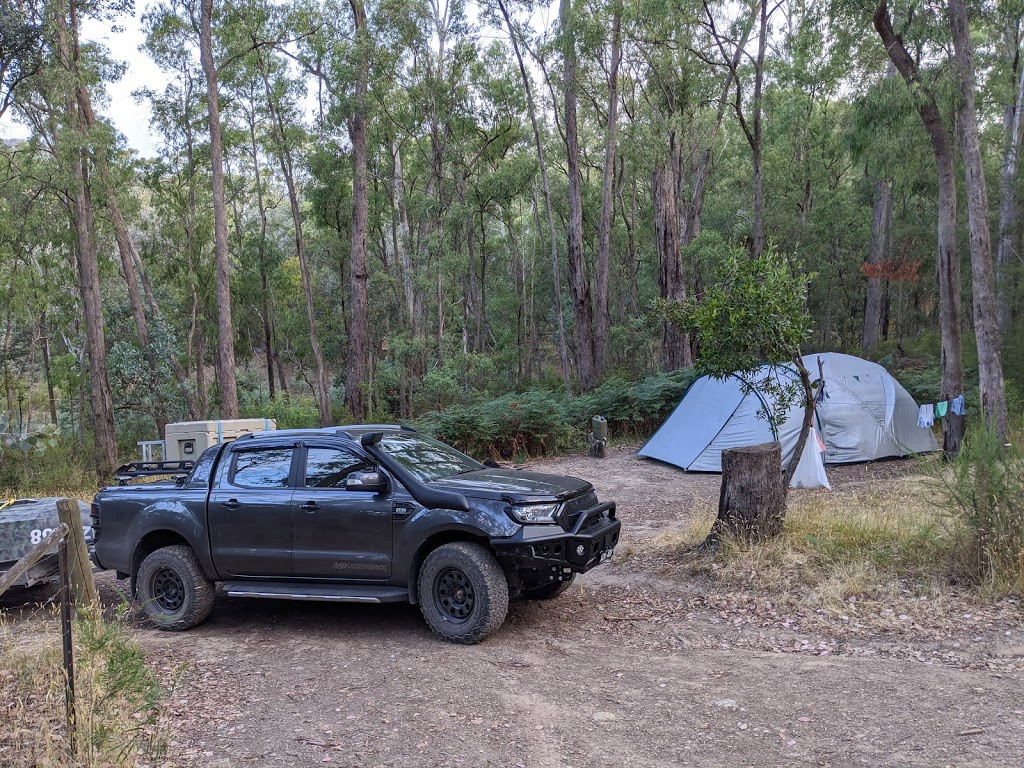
[90, 502, 100, 527]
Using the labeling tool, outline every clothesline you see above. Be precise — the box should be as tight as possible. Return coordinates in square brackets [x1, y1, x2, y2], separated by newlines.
[918, 394, 965, 428]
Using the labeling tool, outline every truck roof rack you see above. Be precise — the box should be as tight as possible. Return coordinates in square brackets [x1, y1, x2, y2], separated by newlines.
[113, 461, 194, 485]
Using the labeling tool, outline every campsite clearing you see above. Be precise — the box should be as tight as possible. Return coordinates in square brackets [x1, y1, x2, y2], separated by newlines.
[3, 444, 1022, 766]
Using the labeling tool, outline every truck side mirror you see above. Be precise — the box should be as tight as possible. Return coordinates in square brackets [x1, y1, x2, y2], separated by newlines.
[345, 470, 388, 494]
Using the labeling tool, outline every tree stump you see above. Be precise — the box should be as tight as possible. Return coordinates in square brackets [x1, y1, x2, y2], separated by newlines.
[703, 442, 786, 549]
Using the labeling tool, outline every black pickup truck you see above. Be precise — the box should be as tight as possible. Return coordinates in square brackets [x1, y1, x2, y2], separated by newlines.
[91, 425, 620, 643]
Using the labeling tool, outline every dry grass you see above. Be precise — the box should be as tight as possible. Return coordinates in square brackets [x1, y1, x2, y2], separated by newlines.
[648, 475, 970, 617]
[0, 605, 173, 767]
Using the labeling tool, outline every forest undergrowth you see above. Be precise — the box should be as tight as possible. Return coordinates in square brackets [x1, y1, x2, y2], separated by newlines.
[636, 430, 1024, 629]
[0, 606, 173, 767]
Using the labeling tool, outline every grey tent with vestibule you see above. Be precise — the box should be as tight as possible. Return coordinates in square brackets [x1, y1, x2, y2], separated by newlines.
[637, 352, 938, 489]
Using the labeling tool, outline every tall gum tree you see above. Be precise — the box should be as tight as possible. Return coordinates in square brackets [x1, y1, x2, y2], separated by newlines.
[873, 0, 965, 459]
[996, 15, 1024, 333]
[594, 0, 621, 379]
[346, 0, 370, 421]
[947, 0, 1009, 440]
[200, 0, 240, 418]
[52, 0, 118, 477]
[560, 0, 597, 390]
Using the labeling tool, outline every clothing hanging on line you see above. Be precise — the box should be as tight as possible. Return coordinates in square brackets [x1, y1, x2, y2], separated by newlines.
[917, 403, 935, 429]
[951, 394, 966, 416]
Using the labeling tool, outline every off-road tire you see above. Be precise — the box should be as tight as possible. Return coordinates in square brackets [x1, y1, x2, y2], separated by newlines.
[136, 545, 214, 631]
[524, 573, 575, 600]
[418, 542, 509, 644]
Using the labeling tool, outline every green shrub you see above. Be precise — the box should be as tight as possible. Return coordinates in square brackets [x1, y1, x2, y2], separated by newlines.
[243, 393, 320, 429]
[1, 607, 169, 764]
[567, 369, 696, 437]
[0, 438, 95, 496]
[413, 369, 695, 460]
[415, 390, 576, 460]
[939, 425, 1024, 595]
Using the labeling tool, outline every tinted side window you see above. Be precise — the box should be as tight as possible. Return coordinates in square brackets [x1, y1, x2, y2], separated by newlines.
[304, 447, 371, 488]
[231, 448, 294, 489]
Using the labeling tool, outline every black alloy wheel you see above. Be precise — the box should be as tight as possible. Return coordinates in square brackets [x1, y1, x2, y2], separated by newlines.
[151, 567, 186, 612]
[434, 567, 476, 622]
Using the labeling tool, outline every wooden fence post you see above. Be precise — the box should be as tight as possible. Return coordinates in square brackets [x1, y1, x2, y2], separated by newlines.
[56, 499, 98, 608]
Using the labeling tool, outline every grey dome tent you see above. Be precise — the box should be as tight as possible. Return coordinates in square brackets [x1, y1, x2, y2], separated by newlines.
[638, 352, 938, 489]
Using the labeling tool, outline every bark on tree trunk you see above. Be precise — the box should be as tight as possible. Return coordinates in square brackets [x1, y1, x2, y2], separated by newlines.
[703, 442, 785, 548]
[200, 0, 239, 419]
[247, 113, 276, 401]
[54, 2, 117, 479]
[195, 318, 208, 419]
[653, 166, 692, 371]
[39, 309, 57, 424]
[948, 0, 1010, 441]
[751, 0, 767, 258]
[594, 0, 621, 379]
[997, 25, 1024, 334]
[862, 177, 890, 351]
[875, 0, 965, 459]
[72, 159, 118, 477]
[346, 0, 370, 422]
[561, 0, 597, 390]
[392, 140, 422, 339]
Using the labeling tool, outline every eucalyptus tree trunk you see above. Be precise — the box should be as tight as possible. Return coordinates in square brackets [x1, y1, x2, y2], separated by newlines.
[594, 0, 621, 379]
[346, 0, 371, 422]
[948, 0, 1010, 440]
[751, 0, 768, 258]
[72, 81, 186, 429]
[997, 28, 1024, 334]
[258, 61, 332, 426]
[560, 0, 597, 390]
[38, 309, 57, 424]
[874, 0, 965, 458]
[64, 0, 192, 432]
[653, 165, 691, 371]
[498, 0, 572, 395]
[862, 177, 890, 351]
[54, 1, 117, 478]
[392, 140, 422, 339]
[200, 0, 239, 419]
[245, 106, 276, 400]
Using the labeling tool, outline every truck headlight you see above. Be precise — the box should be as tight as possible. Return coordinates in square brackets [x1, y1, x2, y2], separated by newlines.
[509, 503, 560, 524]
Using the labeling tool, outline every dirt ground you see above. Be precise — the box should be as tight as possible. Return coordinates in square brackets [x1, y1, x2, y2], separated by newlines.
[6, 445, 1024, 766]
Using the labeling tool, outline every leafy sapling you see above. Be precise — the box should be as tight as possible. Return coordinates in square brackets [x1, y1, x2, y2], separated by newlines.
[660, 243, 815, 490]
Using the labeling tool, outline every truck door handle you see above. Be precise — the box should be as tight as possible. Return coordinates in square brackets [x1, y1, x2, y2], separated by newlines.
[298, 501, 321, 513]
[221, 498, 242, 509]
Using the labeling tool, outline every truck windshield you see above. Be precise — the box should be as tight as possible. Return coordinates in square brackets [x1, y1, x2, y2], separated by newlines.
[375, 433, 483, 483]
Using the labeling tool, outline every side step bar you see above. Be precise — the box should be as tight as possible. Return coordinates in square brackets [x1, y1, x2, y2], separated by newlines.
[222, 581, 408, 604]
